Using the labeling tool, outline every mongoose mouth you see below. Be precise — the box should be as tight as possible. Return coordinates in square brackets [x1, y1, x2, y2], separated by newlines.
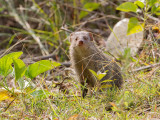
[78, 40, 84, 46]
[75, 43, 88, 52]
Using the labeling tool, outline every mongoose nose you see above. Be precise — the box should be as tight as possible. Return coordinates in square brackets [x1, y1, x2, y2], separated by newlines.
[78, 40, 84, 46]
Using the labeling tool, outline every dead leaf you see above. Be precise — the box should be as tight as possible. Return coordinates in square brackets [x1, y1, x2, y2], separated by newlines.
[0, 90, 15, 101]
[0, 88, 22, 101]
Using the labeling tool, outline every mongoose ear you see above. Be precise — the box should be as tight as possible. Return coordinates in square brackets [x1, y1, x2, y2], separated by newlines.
[89, 33, 93, 41]
[70, 33, 74, 42]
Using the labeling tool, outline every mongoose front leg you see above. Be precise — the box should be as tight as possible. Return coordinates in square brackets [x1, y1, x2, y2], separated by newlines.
[80, 80, 88, 98]
[82, 87, 88, 98]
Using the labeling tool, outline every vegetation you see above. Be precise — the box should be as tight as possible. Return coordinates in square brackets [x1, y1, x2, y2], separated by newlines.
[0, 0, 160, 119]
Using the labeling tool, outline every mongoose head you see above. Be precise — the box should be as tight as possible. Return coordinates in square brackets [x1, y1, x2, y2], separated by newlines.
[69, 31, 94, 50]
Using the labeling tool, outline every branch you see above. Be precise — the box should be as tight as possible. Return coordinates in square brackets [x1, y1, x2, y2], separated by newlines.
[131, 62, 160, 72]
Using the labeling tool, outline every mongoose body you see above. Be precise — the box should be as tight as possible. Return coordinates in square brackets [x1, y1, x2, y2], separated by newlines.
[69, 31, 123, 97]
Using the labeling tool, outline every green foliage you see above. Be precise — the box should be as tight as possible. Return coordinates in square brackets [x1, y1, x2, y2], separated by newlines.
[148, 0, 157, 6]
[120, 48, 136, 72]
[80, 2, 100, 19]
[123, 48, 132, 59]
[127, 17, 144, 35]
[0, 7, 4, 12]
[30, 89, 50, 99]
[89, 69, 112, 90]
[146, 0, 160, 15]
[0, 52, 23, 77]
[151, 4, 160, 15]
[25, 60, 61, 80]
[116, 1, 143, 35]
[116, 0, 160, 35]
[13, 59, 26, 81]
[89, 69, 107, 81]
[116, 2, 138, 12]
[134, 1, 144, 9]
[0, 52, 61, 89]
[13, 58, 27, 89]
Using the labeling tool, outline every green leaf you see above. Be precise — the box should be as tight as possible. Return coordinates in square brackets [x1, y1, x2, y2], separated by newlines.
[17, 79, 29, 90]
[25, 60, 61, 79]
[79, 11, 88, 20]
[101, 80, 113, 83]
[89, 69, 108, 80]
[151, 5, 160, 15]
[89, 69, 98, 78]
[134, 1, 144, 9]
[0, 7, 4, 12]
[122, 48, 136, 62]
[116, 2, 138, 13]
[13, 59, 26, 81]
[151, 5, 157, 13]
[0, 52, 23, 77]
[101, 84, 112, 89]
[30, 89, 50, 98]
[123, 48, 131, 58]
[80, 2, 100, 19]
[83, 2, 100, 11]
[127, 17, 144, 35]
[155, 12, 160, 15]
[97, 73, 106, 80]
[148, 0, 157, 6]
[104, 70, 108, 73]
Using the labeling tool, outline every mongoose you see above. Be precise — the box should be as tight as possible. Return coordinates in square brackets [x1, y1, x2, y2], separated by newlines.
[69, 31, 123, 98]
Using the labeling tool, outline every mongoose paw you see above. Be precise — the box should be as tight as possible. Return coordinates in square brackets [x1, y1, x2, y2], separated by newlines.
[82, 88, 88, 98]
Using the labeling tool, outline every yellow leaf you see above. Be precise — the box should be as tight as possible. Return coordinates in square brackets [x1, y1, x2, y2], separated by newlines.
[0, 90, 15, 101]
[109, 102, 116, 107]
[68, 114, 79, 120]
[101, 84, 112, 89]
[0, 88, 22, 101]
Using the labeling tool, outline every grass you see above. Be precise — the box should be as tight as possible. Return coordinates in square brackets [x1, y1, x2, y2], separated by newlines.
[0, 65, 160, 119]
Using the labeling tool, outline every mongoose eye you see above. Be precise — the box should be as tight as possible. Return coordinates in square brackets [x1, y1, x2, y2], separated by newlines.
[83, 36, 88, 40]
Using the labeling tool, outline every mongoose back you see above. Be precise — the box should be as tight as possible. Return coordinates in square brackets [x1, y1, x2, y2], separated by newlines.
[69, 31, 123, 97]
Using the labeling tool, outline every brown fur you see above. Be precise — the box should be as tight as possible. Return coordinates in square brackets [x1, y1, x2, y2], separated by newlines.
[69, 31, 123, 97]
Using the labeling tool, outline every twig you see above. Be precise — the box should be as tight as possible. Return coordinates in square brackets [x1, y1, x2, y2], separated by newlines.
[27, 53, 57, 62]
[146, 14, 160, 22]
[61, 26, 72, 33]
[137, 103, 160, 115]
[131, 62, 160, 72]
[61, 62, 71, 67]
[4, 98, 16, 112]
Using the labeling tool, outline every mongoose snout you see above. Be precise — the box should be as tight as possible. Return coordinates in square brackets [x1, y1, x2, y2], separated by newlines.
[78, 40, 84, 46]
